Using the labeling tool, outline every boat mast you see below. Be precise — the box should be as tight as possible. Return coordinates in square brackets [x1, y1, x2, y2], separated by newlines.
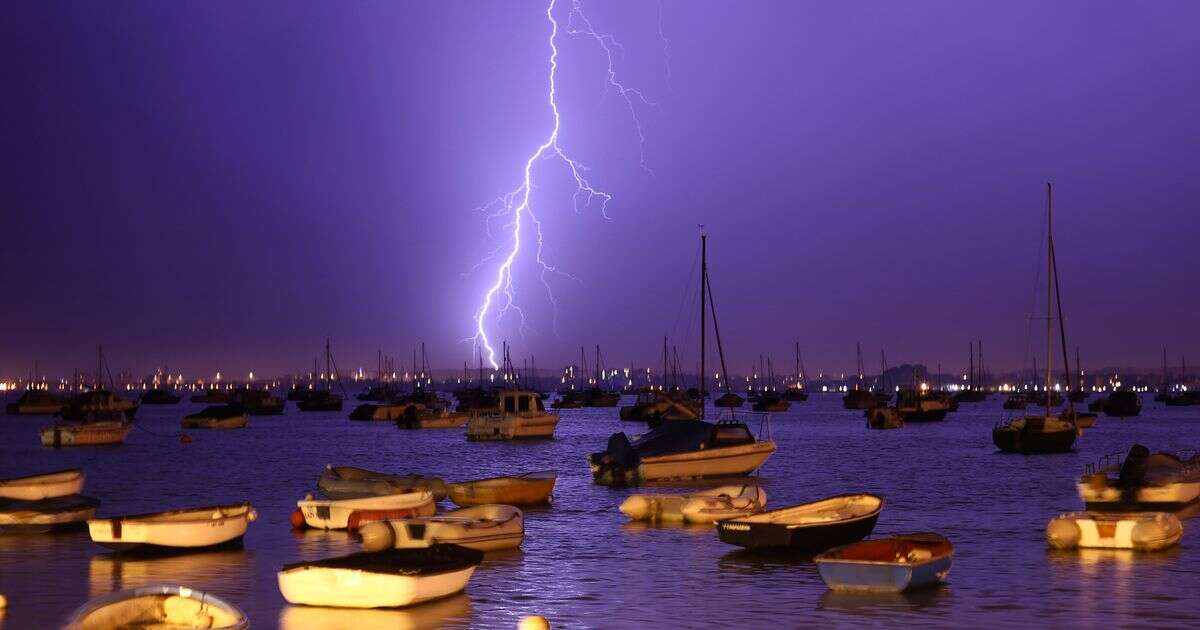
[1045, 182, 1053, 417]
[1076, 347, 1082, 393]
[699, 231, 707, 418]
[968, 342, 975, 392]
[1163, 347, 1169, 393]
[794, 341, 801, 390]
[704, 265, 733, 400]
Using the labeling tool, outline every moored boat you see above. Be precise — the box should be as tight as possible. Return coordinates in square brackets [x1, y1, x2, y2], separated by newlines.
[0, 468, 84, 500]
[1046, 511, 1183, 551]
[714, 392, 744, 408]
[992, 415, 1077, 454]
[40, 416, 132, 448]
[398, 407, 470, 430]
[359, 504, 524, 552]
[277, 545, 483, 609]
[447, 471, 556, 507]
[865, 407, 903, 430]
[318, 466, 448, 501]
[620, 484, 767, 524]
[297, 492, 435, 530]
[61, 390, 139, 421]
[88, 503, 257, 552]
[0, 494, 101, 533]
[191, 388, 232, 404]
[229, 388, 286, 415]
[843, 390, 879, 411]
[814, 533, 953, 592]
[465, 390, 559, 440]
[64, 585, 248, 630]
[181, 405, 249, 429]
[4, 389, 64, 415]
[589, 419, 776, 487]
[716, 493, 883, 552]
[1060, 409, 1097, 429]
[1103, 391, 1141, 417]
[140, 388, 182, 405]
[1003, 394, 1028, 410]
[1077, 445, 1200, 512]
[619, 391, 700, 423]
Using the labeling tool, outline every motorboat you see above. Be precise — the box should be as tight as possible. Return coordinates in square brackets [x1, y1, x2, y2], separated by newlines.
[447, 471, 556, 507]
[296, 492, 435, 530]
[278, 592, 471, 630]
[589, 419, 776, 487]
[181, 405, 249, 429]
[64, 585, 248, 630]
[359, 504, 524, 552]
[88, 503, 256, 552]
[1046, 511, 1183, 551]
[716, 493, 883, 552]
[140, 388, 182, 405]
[843, 390, 879, 411]
[277, 544, 483, 609]
[398, 407, 470, 430]
[992, 415, 1077, 454]
[1077, 445, 1200, 512]
[61, 390, 139, 421]
[619, 484, 767, 524]
[814, 533, 953, 592]
[1060, 409, 1097, 429]
[298, 389, 344, 412]
[895, 389, 950, 422]
[318, 466, 448, 501]
[751, 394, 790, 413]
[4, 389, 64, 415]
[865, 407, 903, 430]
[0, 494, 101, 533]
[41, 415, 132, 447]
[0, 468, 84, 500]
[465, 390, 559, 440]
[229, 389, 286, 415]
[1103, 391, 1141, 417]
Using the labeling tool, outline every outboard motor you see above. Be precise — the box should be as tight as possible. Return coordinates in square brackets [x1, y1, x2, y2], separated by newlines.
[588, 432, 641, 487]
[1118, 444, 1151, 502]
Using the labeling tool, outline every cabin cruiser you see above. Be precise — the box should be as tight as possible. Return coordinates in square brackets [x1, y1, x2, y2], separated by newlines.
[589, 418, 776, 487]
[895, 389, 950, 421]
[1078, 445, 1200, 512]
[992, 414, 1076, 453]
[466, 390, 559, 440]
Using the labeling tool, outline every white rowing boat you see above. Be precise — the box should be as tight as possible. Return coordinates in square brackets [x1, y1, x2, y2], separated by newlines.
[297, 491, 435, 530]
[64, 585, 247, 629]
[277, 545, 483, 609]
[0, 468, 84, 500]
[88, 503, 256, 552]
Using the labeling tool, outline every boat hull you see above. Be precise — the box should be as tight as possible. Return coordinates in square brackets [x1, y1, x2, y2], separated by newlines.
[637, 441, 776, 483]
[0, 494, 100, 533]
[40, 422, 132, 447]
[0, 468, 84, 501]
[360, 505, 524, 552]
[1077, 481, 1200, 513]
[298, 492, 436, 530]
[815, 536, 953, 593]
[1046, 512, 1183, 551]
[64, 585, 248, 630]
[181, 413, 248, 429]
[465, 413, 559, 440]
[447, 474, 556, 507]
[88, 503, 256, 553]
[277, 547, 482, 609]
[992, 424, 1076, 454]
[717, 511, 880, 552]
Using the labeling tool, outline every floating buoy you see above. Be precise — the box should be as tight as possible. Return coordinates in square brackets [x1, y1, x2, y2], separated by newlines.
[289, 508, 306, 530]
[181, 434, 193, 444]
[518, 615, 550, 630]
[0, 592, 7, 608]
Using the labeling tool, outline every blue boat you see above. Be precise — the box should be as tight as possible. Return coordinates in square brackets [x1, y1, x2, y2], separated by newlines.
[814, 533, 953, 592]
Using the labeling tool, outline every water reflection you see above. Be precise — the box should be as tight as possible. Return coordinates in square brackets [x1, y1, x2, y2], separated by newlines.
[278, 593, 473, 630]
[818, 585, 952, 614]
[621, 520, 714, 535]
[88, 549, 252, 598]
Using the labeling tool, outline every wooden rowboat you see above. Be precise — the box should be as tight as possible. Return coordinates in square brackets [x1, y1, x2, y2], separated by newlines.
[40, 420, 132, 447]
[318, 466, 448, 501]
[277, 545, 483, 609]
[297, 492, 435, 530]
[815, 533, 954, 592]
[88, 503, 256, 553]
[1046, 511, 1183, 551]
[717, 493, 883, 552]
[0, 494, 101, 533]
[447, 471, 556, 507]
[0, 468, 84, 500]
[359, 504, 524, 552]
[620, 484, 767, 524]
[64, 585, 247, 629]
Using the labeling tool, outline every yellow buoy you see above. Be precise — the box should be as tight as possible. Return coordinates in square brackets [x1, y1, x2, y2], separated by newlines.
[518, 615, 550, 630]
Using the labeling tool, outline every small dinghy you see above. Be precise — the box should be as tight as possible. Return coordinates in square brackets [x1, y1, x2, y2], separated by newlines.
[814, 533, 954, 593]
[40, 417, 132, 447]
[447, 471, 556, 507]
[620, 484, 768, 524]
[64, 584, 247, 629]
[88, 503, 256, 553]
[318, 466, 448, 501]
[865, 408, 903, 430]
[717, 493, 883, 552]
[297, 491, 435, 530]
[181, 405, 249, 429]
[0, 494, 101, 533]
[0, 468, 84, 500]
[1046, 511, 1183, 551]
[359, 504, 524, 552]
[277, 544, 484, 609]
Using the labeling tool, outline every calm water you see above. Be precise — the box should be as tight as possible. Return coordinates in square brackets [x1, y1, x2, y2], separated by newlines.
[1, 392, 1197, 629]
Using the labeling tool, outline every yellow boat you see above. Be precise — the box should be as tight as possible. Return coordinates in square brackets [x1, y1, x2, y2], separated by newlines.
[447, 471, 556, 507]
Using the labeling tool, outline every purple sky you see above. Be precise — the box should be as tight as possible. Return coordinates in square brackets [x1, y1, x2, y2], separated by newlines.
[1, 1, 1198, 380]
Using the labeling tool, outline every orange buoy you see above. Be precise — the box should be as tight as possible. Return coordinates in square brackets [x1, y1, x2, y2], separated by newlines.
[180, 434, 193, 444]
[290, 508, 307, 530]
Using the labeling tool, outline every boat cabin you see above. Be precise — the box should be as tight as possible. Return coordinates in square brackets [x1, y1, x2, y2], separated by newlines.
[501, 390, 546, 414]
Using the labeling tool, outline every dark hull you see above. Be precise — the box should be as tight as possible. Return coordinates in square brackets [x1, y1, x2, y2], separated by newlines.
[752, 401, 790, 412]
[901, 409, 947, 422]
[0, 521, 89, 534]
[245, 404, 285, 416]
[297, 400, 342, 412]
[992, 427, 1076, 454]
[781, 391, 808, 402]
[717, 513, 880, 553]
[1103, 406, 1141, 417]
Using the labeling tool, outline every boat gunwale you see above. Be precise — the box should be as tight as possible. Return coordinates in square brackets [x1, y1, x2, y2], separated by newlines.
[451, 470, 558, 486]
[92, 502, 253, 524]
[724, 493, 884, 530]
[64, 584, 248, 630]
[0, 468, 83, 485]
[814, 533, 953, 568]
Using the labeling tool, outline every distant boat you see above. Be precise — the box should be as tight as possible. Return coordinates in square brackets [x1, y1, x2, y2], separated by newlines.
[318, 466, 448, 501]
[619, 484, 767, 524]
[397, 407, 470, 430]
[1046, 512, 1182, 551]
[895, 388, 950, 422]
[1003, 394, 1029, 410]
[716, 493, 883, 552]
[40, 414, 132, 448]
[1103, 391, 1141, 417]
[954, 341, 989, 403]
[296, 491, 435, 530]
[465, 390, 559, 441]
[64, 585, 248, 630]
[619, 389, 700, 423]
[0, 468, 84, 501]
[589, 419, 776, 487]
[1077, 445, 1200, 512]
[87, 503, 256, 552]
[277, 545, 483, 609]
[297, 338, 345, 412]
[714, 392, 745, 408]
[781, 342, 809, 401]
[191, 388, 232, 404]
[229, 389, 286, 415]
[358, 504, 524, 552]
[181, 405, 249, 429]
[446, 471, 557, 507]
[60, 390, 138, 421]
[815, 533, 953, 593]
[843, 344, 879, 410]
[140, 388, 181, 405]
[5, 389, 64, 415]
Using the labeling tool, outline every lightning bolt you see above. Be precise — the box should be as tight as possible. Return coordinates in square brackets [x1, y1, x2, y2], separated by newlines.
[470, 0, 657, 369]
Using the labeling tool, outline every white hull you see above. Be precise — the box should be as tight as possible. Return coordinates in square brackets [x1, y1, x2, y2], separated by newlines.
[1047, 512, 1183, 551]
[466, 412, 559, 440]
[636, 441, 777, 481]
[0, 469, 84, 500]
[1077, 481, 1200, 509]
[40, 422, 131, 447]
[278, 565, 476, 609]
[298, 492, 435, 530]
[88, 503, 256, 550]
[359, 505, 524, 552]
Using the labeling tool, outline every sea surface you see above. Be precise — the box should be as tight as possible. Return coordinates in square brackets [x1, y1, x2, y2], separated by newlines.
[1, 391, 1197, 629]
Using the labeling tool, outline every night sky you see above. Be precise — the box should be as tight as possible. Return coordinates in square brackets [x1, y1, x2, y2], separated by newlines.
[2, 1, 1197, 379]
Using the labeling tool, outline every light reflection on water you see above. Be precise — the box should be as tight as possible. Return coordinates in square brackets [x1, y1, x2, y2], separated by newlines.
[0, 392, 1197, 627]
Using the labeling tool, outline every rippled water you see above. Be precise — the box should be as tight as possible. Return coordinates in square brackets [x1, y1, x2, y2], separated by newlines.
[1, 392, 1197, 628]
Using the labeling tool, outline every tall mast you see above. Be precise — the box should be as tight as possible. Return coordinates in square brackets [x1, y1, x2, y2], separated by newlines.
[1076, 347, 1082, 392]
[1163, 347, 1169, 392]
[794, 341, 801, 390]
[968, 342, 975, 392]
[699, 231, 707, 417]
[662, 336, 669, 391]
[1045, 183, 1053, 417]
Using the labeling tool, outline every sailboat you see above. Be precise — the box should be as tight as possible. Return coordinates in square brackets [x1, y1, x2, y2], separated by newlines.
[781, 342, 809, 402]
[619, 337, 701, 422]
[589, 231, 776, 486]
[843, 343, 878, 410]
[1067, 347, 1090, 403]
[1163, 355, 1200, 406]
[751, 357, 790, 412]
[297, 339, 345, 412]
[953, 341, 988, 403]
[992, 183, 1078, 453]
